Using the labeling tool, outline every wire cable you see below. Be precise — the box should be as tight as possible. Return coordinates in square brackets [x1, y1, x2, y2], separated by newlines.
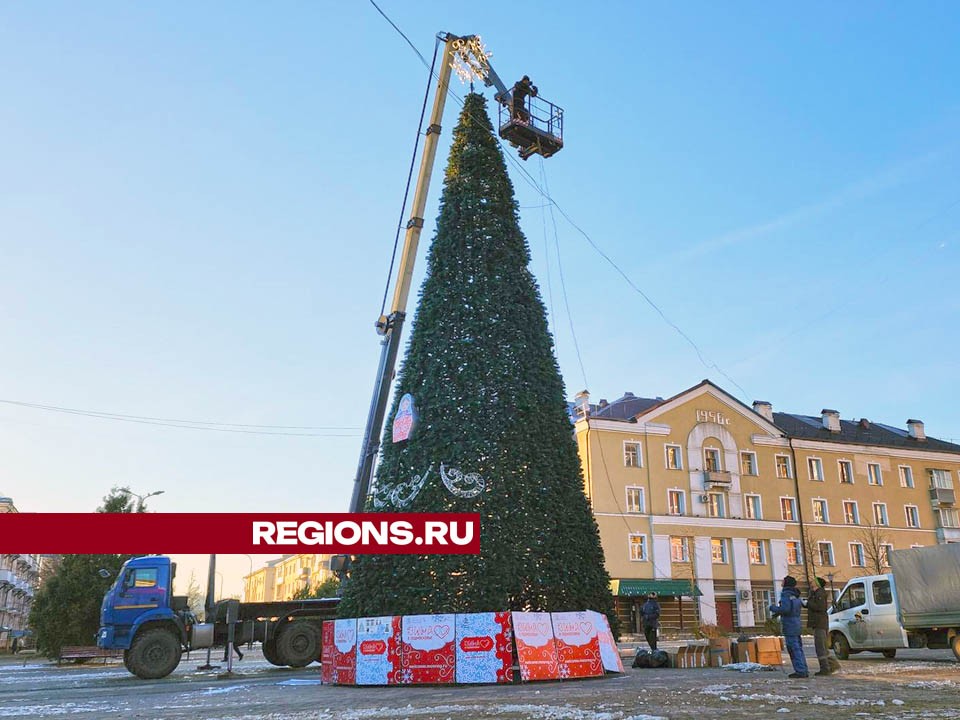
[0, 399, 361, 436]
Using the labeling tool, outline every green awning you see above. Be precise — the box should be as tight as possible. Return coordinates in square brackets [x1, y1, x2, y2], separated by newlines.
[612, 579, 702, 597]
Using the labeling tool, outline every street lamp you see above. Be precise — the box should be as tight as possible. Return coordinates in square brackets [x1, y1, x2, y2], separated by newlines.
[119, 487, 164, 512]
[240, 554, 254, 601]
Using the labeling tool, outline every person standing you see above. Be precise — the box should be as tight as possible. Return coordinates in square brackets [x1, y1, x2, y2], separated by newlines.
[807, 576, 835, 675]
[770, 575, 809, 678]
[640, 592, 661, 651]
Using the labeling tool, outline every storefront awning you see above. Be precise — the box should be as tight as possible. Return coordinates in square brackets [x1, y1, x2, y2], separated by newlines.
[612, 579, 702, 597]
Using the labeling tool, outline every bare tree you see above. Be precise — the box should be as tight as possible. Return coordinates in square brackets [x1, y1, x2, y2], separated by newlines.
[855, 522, 892, 576]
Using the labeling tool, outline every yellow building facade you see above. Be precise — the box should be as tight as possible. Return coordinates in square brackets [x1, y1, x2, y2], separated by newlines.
[574, 380, 960, 634]
[243, 554, 335, 603]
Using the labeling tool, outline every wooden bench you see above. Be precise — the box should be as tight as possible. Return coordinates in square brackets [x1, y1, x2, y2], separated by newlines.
[57, 646, 123, 665]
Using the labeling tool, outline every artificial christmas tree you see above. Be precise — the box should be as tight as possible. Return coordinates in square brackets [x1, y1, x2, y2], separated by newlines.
[338, 93, 615, 631]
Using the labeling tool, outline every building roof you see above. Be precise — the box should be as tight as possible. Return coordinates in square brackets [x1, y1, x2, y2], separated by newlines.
[576, 379, 960, 455]
[773, 412, 960, 453]
[590, 393, 664, 420]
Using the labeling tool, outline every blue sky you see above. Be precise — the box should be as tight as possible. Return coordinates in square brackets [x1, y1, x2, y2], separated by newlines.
[2, 2, 958, 594]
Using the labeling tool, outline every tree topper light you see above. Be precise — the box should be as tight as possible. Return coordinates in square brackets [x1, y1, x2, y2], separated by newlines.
[450, 35, 492, 85]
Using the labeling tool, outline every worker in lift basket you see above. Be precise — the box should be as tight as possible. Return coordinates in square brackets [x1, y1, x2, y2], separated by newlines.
[769, 575, 809, 678]
[511, 75, 538, 124]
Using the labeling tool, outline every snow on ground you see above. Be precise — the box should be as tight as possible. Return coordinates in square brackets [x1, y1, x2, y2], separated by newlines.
[0, 702, 119, 717]
[207, 707, 667, 720]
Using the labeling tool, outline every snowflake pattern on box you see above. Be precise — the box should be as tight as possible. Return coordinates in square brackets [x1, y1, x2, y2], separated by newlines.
[551, 611, 604, 679]
[512, 611, 560, 681]
[588, 610, 623, 673]
[320, 620, 336, 684]
[455, 611, 514, 684]
[355, 615, 402, 685]
[401, 613, 456, 684]
[333, 618, 357, 685]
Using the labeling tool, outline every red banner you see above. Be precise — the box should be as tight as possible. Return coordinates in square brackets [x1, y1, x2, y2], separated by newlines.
[0, 513, 481, 554]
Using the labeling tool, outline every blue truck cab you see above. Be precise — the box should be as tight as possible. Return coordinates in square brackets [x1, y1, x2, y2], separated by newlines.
[98, 555, 208, 678]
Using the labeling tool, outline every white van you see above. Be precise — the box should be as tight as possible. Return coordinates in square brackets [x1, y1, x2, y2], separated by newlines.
[828, 573, 906, 659]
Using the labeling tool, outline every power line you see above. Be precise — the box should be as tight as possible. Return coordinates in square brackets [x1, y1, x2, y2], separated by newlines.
[0, 399, 361, 437]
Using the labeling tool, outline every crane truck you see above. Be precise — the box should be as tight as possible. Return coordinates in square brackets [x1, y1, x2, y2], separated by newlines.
[96, 33, 563, 679]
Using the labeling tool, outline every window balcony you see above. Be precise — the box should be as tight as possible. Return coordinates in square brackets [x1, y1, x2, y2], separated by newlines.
[930, 487, 956, 506]
[0, 569, 15, 586]
[703, 470, 733, 488]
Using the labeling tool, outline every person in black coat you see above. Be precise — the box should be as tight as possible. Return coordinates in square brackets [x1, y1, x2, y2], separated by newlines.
[640, 592, 661, 651]
[511, 75, 538, 123]
[807, 576, 836, 675]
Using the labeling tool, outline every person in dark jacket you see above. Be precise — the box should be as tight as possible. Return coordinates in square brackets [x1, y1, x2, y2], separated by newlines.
[511, 75, 538, 123]
[769, 575, 808, 678]
[640, 592, 661, 651]
[807, 576, 835, 675]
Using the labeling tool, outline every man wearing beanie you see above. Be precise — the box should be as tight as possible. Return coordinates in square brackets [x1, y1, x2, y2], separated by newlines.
[769, 575, 809, 678]
[807, 576, 836, 675]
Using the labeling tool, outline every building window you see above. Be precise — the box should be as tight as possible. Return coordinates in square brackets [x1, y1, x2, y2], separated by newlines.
[628, 534, 648, 561]
[624, 442, 642, 468]
[843, 500, 860, 525]
[873, 502, 888, 526]
[867, 463, 883, 486]
[665, 444, 683, 470]
[930, 469, 955, 490]
[740, 451, 758, 476]
[818, 541, 835, 566]
[667, 489, 686, 516]
[707, 492, 726, 518]
[880, 544, 894, 568]
[711, 538, 728, 564]
[939, 508, 960, 529]
[775, 455, 793, 479]
[745, 494, 762, 520]
[670, 536, 689, 562]
[752, 590, 772, 623]
[899, 465, 914, 488]
[780, 497, 797, 522]
[625, 486, 645, 514]
[905, 505, 920, 528]
[849, 542, 866, 567]
[704, 447, 721, 472]
[786, 540, 802, 565]
[812, 499, 829, 523]
[808, 457, 824, 482]
[838, 460, 854, 484]
[748, 540, 766, 564]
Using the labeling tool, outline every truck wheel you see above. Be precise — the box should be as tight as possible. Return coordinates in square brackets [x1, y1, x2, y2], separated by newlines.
[262, 638, 283, 667]
[276, 621, 319, 668]
[881, 649, 897, 659]
[127, 628, 182, 679]
[832, 632, 850, 661]
[123, 650, 134, 674]
[951, 635, 960, 662]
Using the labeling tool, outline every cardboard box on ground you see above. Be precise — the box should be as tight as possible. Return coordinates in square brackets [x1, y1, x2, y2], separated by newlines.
[668, 636, 784, 669]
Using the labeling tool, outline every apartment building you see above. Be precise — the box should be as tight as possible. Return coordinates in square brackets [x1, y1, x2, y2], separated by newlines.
[243, 554, 335, 603]
[1, 494, 41, 650]
[572, 380, 959, 634]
